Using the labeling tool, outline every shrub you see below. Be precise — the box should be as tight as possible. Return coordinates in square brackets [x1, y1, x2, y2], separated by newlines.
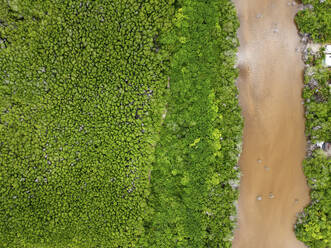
[0, 1, 173, 247]
[295, 0, 331, 42]
[142, 0, 242, 247]
[295, 49, 331, 248]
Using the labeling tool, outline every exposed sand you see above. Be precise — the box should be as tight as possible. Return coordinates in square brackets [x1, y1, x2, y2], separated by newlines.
[232, 0, 310, 247]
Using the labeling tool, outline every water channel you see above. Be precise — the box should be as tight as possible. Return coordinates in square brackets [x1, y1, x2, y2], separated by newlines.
[232, 0, 310, 247]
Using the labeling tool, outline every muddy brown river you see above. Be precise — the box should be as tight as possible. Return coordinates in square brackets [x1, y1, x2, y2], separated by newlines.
[232, 0, 310, 247]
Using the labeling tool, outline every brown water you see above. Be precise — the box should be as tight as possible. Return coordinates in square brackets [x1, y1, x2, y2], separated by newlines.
[232, 0, 310, 247]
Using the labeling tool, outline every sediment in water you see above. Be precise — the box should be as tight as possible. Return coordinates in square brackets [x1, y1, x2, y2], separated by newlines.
[232, 0, 310, 247]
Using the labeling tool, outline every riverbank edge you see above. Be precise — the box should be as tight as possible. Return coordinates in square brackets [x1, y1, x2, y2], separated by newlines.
[294, 2, 331, 244]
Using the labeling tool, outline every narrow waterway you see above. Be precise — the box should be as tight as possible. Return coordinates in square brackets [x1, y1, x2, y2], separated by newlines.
[232, 0, 310, 247]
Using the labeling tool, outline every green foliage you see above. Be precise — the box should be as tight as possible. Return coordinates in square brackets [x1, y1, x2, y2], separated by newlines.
[143, 0, 242, 247]
[295, 152, 331, 248]
[302, 52, 331, 143]
[295, 0, 331, 42]
[295, 49, 331, 247]
[0, 0, 243, 247]
[0, 1, 173, 247]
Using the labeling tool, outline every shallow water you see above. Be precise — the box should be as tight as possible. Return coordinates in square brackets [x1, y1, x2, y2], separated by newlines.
[232, 0, 310, 247]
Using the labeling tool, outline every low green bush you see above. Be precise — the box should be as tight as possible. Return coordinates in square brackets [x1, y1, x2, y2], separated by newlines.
[302, 52, 330, 143]
[294, 2, 331, 246]
[295, 49, 331, 248]
[295, 0, 331, 42]
[143, 0, 242, 247]
[1, 0, 243, 247]
[0, 1, 173, 247]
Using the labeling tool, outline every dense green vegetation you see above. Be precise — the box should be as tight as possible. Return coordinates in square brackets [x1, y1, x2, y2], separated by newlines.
[0, 1, 173, 247]
[295, 0, 331, 43]
[143, 0, 242, 247]
[295, 2, 330, 247]
[295, 49, 331, 248]
[0, 0, 242, 247]
[302, 51, 330, 143]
